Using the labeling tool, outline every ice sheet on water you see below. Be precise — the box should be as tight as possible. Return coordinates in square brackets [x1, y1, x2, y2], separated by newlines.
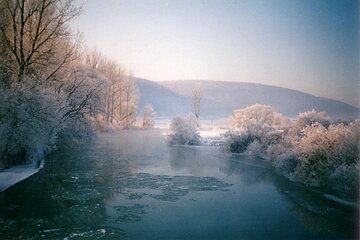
[104, 174, 233, 232]
[48, 170, 231, 206]
[1, 215, 124, 239]
[122, 192, 147, 200]
[51, 187, 102, 201]
[0, 168, 233, 239]
[115, 172, 232, 202]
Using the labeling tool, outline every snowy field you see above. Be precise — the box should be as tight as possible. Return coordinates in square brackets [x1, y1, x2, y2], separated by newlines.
[154, 118, 228, 129]
[198, 128, 227, 146]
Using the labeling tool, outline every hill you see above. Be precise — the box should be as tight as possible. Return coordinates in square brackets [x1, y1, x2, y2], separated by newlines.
[135, 79, 359, 119]
[135, 78, 190, 117]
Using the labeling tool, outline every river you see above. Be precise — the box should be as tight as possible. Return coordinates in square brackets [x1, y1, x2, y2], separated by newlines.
[0, 130, 357, 239]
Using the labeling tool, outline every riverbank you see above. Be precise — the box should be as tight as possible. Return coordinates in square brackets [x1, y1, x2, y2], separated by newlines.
[0, 162, 43, 192]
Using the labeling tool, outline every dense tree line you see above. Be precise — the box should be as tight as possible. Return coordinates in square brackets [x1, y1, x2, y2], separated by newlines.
[0, 0, 138, 169]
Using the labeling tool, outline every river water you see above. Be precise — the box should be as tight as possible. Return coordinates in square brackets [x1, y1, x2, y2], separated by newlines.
[0, 130, 358, 239]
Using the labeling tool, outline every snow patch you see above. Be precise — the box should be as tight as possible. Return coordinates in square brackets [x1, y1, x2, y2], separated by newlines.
[199, 128, 226, 146]
[0, 162, 43, 192]
[199, 129, 226, 138]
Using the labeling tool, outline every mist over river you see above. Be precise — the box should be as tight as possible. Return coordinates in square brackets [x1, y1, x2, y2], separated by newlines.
[0, 130, 357, 239]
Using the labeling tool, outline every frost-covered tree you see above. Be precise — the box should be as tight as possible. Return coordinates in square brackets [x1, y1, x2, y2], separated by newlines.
[168, 115, 201, 146]
[0, 0, 81, 84]
[120, 73, 138, 129]
[192, 87, 203, 127]
[141, 104, 156, 129]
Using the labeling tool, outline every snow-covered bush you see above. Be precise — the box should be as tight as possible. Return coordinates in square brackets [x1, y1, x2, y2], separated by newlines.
[290, 110, 331, 136]
[266, 133, 297, 171]
[225, 105, 359, 197]
[222, 130, 260, 154]
[291, 123, 359, 192]
[268, 121, 359, 197]
[329, 164, 359, 197]
[224, 104, 288, 156]
[168, 116, 201, 146]
[265, 110, 332, 164]
[229, 104, 289, 132]
[245, 140, 264, 157]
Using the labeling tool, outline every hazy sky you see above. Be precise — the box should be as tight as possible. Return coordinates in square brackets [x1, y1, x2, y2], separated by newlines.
[72, 0, 359, 107]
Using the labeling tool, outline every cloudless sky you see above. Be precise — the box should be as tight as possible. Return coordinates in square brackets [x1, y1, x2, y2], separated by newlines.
[72, 0, 359, 107]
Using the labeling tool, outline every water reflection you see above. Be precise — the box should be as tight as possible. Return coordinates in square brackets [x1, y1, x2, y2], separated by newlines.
[220, 156, 273, 185]
[220, 155, 358, 239]
[168, 146, 204, 176]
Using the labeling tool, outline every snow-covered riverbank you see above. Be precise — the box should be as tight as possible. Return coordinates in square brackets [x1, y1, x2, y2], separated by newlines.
[0, 162, 43, 192]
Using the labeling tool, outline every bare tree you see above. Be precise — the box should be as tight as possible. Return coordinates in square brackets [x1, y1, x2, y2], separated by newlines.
[0, 0, 81, 85]
[192, 87, 203, 127]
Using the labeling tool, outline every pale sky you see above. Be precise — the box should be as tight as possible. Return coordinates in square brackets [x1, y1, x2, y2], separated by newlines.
[72, 0, 359, 107]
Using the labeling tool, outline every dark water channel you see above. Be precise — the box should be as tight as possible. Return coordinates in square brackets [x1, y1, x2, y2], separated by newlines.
[0, 130, 358, 239]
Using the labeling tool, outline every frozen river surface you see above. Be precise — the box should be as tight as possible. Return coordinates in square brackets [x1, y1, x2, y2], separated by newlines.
[0, 130, 358, 239]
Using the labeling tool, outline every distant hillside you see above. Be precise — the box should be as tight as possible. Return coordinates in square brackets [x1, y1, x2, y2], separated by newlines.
[135, 78, 359, 119]
[135, 78, 190, 117]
